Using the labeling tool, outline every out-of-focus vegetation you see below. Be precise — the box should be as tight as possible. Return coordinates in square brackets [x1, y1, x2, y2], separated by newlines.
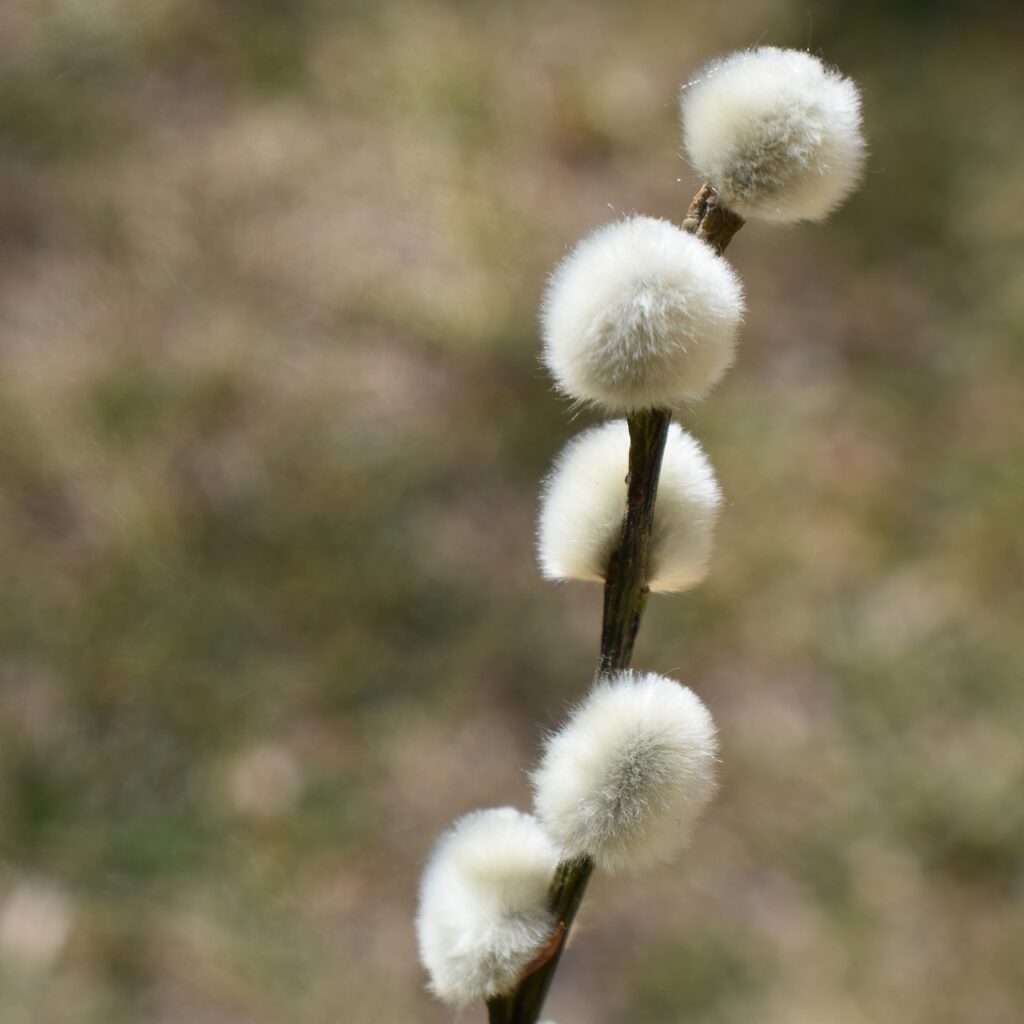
[1, 1, 1023, 1022]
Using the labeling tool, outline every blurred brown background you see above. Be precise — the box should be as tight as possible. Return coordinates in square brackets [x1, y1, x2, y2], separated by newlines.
[1, 1, 1022, 1022]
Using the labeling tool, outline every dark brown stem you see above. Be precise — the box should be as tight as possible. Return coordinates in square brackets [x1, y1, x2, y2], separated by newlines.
[508, 857, 595, 1024]
[504, 412, 667, 1024]
[500, 183, 743, 1024]
[599, 408, 672, 675]
[683, 182, 745, 256]
[487, 995, 511, 1024]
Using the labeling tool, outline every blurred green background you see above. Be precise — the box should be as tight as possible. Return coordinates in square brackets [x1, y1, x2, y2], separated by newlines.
[1, 1, 1022, 1022]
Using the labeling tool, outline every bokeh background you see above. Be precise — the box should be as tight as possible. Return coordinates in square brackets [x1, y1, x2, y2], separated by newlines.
[2, 1, 1023, 1022]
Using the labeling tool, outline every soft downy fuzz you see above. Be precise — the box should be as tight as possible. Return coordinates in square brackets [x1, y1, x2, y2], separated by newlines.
[533, 672, 718, 874]
[541, 216, 744, 411]
[416, 807, 559, 1007]
[681, 47, 865, 223]
[537, 420, 721, 594]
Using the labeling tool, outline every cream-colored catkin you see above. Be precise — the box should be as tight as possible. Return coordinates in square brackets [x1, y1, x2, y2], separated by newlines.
[542, 216, 744, 411]
[416, 808, 559, 1006]
[538, 420, 721, 594]
[533, 671, 718, 873]
[681, 47, 865, 222]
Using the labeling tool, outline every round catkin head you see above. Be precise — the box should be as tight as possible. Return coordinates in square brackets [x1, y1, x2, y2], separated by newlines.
[681, 47, 865, 223]
[541, 216, 744, 411]
[533, 672, 718, 874]
[416, 808, 559, 1007]
[537, 420, 721, 594]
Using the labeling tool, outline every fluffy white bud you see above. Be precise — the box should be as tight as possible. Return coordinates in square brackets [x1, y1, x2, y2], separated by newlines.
[537, 420, 721, 594]
[541, 216, 744, 410]
[681, 47, 866, 223]
[416, 807, 559, 1007]
[533, 672, 718, 873]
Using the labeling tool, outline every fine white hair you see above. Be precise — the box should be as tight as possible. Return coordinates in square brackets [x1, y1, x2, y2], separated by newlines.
[533, 672, 718, 874]
[416, 807, 559, 1007]
[541, 216, 744, 411]
[537, 420, 722, 594]
[681, 47, 865, 223]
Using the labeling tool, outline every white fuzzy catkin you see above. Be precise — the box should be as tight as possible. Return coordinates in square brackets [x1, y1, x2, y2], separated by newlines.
[538, 420, 721, 594]
[416, 807, 559, 1007]
[681, 47, 865, 223]
[541, 216, 744, 411]
[533, 672, 718, 874]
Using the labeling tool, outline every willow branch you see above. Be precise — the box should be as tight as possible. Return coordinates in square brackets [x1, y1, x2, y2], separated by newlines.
[487, 996, 511, 1024]
[499, 184, 742, 1024]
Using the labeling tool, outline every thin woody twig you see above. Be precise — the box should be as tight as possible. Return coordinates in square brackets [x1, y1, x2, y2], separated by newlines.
[496, 183, 743, 1024]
